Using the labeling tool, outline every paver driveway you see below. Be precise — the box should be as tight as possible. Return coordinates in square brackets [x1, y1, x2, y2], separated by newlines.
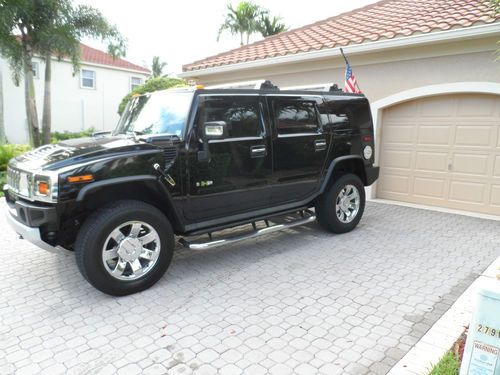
[1, 201, 499, 375]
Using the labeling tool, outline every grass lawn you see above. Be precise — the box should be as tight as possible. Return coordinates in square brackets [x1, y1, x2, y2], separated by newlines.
[429, 350, 460, 374]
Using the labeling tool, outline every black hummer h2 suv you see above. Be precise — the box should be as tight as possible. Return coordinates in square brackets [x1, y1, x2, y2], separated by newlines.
[4, 84, 379, 295]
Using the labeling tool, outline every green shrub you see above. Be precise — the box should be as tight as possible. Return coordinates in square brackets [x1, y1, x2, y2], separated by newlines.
[118, 77, 188, 115]
[0, 171, 5, 197]
[0, 144, 32, 171]
[51, 128, 95, 143]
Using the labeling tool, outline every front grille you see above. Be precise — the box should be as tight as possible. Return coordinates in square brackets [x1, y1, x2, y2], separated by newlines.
[6, 167, 33, 198]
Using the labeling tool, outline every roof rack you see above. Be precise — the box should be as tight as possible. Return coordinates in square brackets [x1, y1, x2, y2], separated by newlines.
[260, 80, 279, 91]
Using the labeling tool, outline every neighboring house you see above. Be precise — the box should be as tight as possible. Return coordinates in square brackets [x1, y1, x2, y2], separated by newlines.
[180, 0, 500, 216]
[0, 43, 150, 144]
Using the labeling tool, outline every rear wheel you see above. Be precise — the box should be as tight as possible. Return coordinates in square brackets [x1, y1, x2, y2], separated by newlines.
[315, 173, 365, 233]
[75, 200, 174, 296]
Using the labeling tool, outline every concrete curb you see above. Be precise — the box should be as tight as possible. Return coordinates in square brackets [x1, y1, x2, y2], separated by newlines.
[387, 256, 500, 375]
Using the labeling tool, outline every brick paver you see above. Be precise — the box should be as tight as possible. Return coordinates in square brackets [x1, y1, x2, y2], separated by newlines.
[1, 201, 499, 374]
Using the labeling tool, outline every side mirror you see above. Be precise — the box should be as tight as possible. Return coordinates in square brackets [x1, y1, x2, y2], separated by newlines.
[203, 121, 228, 140]
[198, 121, 228, 162]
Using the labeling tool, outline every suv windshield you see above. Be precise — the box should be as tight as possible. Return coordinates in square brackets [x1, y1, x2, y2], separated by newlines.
[114, 90, 193, 138]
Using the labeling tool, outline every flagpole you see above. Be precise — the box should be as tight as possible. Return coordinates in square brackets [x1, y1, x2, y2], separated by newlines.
[340, 47, 362, 93]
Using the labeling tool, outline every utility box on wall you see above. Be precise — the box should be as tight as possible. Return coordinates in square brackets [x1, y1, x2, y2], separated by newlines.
[460, 283, 500, 375]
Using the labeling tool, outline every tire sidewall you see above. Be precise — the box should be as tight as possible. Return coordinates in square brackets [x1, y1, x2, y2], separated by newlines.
[76, 201, 174, 296]
[317, 174, 366, 233]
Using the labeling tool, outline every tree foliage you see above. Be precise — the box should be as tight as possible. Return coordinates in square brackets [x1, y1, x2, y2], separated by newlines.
[118, 76, 187, 115]
[257, 14, 288, 37]
[151, 56, 167, 78]
[217, 2, 288, 44]
[217, 1, 263, 45]
[0, 0, 126, 146]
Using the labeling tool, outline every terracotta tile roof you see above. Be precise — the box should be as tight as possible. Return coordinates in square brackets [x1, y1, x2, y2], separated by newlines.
[80, 43, 149, 73]
[183, 0, 499, 72]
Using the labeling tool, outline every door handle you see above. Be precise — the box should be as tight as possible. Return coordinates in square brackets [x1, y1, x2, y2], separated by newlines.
[314, 139, 327, 151]
[250, 145, 267, 158]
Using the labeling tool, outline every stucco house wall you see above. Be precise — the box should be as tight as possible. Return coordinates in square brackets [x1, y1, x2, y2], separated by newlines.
[0, 55, 149, 144]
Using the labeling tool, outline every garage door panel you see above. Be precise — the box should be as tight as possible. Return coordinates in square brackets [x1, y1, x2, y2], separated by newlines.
[452, 153, 489, 176]
[417, 125, 451, 146]
[420, 96, 455, 117]
[454, 125, 492, 147]
[381, 150, 412, 169]
[415, 151, 448, 172]
[378, 93, 500, 216]
[413, 177, 446, 198]
[494, 156, 500, 177]
[457, 96, 497, 117]
[383, 124, 415, 145]
[384, 101, 419, 119]
[491, 185, 500, 206]
[378, 174, 410, 195]
[449, 181, 485, 204]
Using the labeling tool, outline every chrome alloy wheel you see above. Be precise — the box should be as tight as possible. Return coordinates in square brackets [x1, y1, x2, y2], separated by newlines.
[102, 221, 161, 281]
[335, 184, 360, 223]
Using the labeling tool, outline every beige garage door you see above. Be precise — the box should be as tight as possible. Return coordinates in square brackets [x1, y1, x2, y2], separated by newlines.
[377, 93, 500, 216]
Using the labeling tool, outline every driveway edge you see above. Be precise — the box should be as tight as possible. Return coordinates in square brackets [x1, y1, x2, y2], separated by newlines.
[387, 255, 500, 375]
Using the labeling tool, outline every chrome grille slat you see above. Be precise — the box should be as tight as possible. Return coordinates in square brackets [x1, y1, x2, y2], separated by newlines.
[6, 167, 33, 198]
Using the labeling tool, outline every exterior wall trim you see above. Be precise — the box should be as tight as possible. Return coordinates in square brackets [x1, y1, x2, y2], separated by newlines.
[368, 81, 500, 199]
[179, 23, 500, 78]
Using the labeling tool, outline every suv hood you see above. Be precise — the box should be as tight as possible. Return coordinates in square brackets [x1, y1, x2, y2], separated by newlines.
[10, 135, 159, 172]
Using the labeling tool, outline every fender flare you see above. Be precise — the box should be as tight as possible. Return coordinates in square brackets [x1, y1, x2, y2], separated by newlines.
[75, 175, 185, 231]
[319, 155, 366, 195]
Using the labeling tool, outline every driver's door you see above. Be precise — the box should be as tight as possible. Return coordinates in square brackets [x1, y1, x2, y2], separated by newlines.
[184, 95, 273, 222]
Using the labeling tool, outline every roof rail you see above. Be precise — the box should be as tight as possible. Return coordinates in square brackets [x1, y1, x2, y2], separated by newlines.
[260, 80, 279, 90]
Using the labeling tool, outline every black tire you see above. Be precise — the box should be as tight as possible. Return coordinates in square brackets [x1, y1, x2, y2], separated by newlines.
[315, 173, 365, 234]
[75, 200, 174, 296]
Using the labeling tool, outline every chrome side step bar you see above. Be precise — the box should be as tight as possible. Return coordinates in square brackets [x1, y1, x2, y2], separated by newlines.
[179, 209, 316, 251]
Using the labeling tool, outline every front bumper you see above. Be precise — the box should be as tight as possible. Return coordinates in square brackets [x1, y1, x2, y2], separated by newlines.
[2, 198, 60, 253]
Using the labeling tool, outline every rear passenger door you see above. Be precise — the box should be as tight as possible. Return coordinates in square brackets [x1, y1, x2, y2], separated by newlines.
[268, 95, 330, 204]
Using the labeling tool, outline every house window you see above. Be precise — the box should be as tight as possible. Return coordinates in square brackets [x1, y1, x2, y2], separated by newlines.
[32, 62, 39, 79]
[130, 77, 143, 91]
[81, 69, 95, 89]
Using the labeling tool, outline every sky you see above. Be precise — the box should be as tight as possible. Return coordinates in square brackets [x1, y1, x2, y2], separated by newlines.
[76, 0, 379, 75]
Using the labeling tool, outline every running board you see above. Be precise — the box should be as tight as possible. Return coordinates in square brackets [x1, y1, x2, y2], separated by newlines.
[179, 210, 316, 251]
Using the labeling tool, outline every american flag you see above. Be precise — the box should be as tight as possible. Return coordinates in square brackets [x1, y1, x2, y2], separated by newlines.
[344, 63, 361, 94]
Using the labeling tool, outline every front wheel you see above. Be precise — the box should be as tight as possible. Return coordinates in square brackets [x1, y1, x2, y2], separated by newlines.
[315, 173, 365, 234]
[75, 200, 174, 296]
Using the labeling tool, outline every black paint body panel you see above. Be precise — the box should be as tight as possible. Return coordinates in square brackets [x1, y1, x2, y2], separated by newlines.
[8, 88, 379, 244]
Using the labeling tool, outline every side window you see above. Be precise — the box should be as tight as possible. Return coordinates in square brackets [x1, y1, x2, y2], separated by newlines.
[326, 99, 351, 127]
[198, 96, 263, 138]
[274, 100, 319, 135]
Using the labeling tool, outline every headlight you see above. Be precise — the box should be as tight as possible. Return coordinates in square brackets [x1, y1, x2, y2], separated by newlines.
[363, 145, 373, 160]
[33, 174, 58, 202]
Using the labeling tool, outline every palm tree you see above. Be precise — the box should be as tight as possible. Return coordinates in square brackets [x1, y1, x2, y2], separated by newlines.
[0, 0, 125, 146]
[217, 1, 263, 45]
[151, 56, 167, 78]
[258, 14, 288, 38]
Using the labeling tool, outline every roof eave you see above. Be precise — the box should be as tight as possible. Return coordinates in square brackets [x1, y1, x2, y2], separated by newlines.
[179, 23, 500, 78]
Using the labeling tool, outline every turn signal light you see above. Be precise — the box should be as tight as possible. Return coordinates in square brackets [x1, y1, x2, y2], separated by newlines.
[38, 181, 49, 195]
[67, 174, 94, 183]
